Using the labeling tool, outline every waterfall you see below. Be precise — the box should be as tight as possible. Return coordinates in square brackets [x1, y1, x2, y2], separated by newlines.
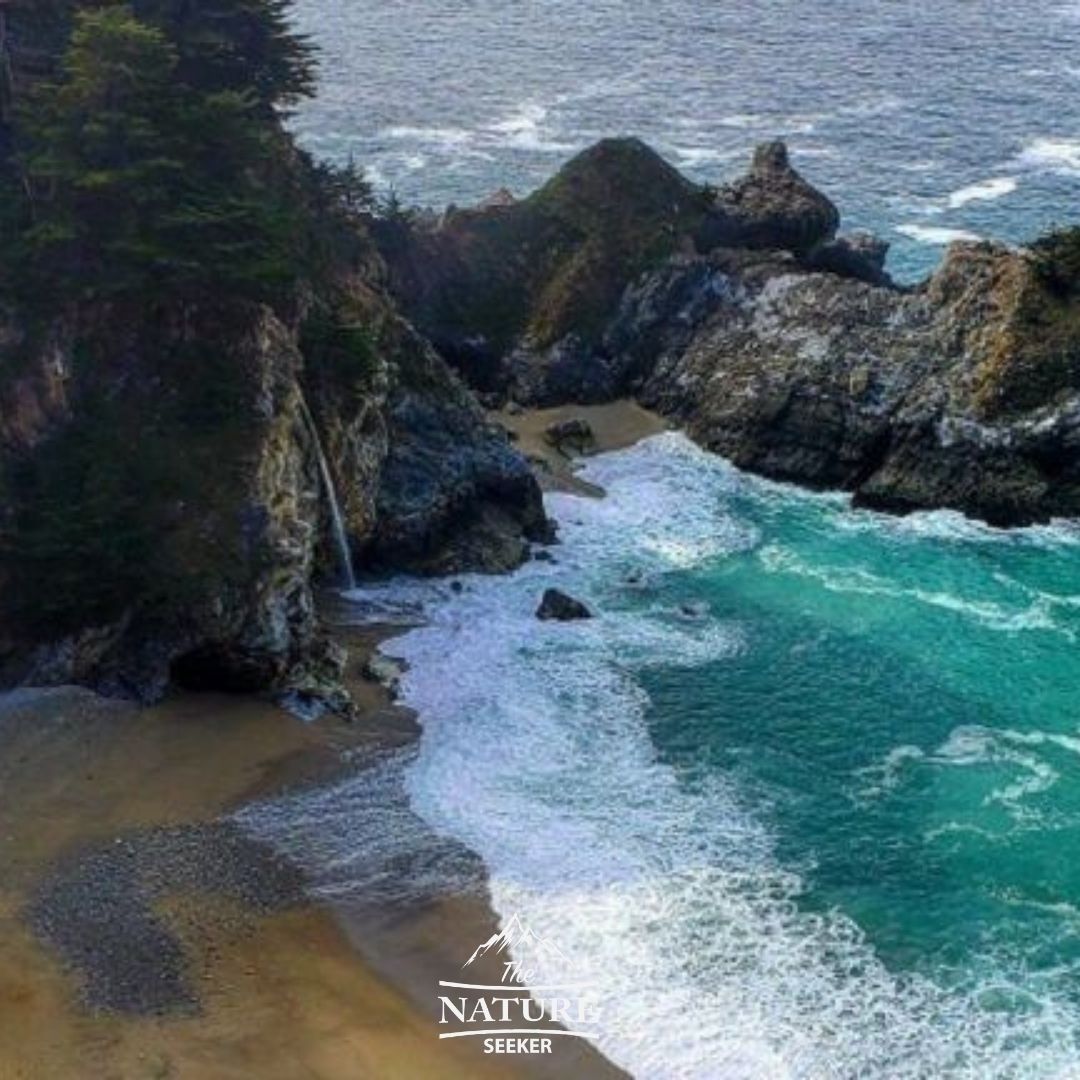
[299, 395, 357, 592]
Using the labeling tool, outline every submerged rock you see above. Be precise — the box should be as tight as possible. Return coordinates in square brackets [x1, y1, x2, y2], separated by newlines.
[536, 589, 592, 621]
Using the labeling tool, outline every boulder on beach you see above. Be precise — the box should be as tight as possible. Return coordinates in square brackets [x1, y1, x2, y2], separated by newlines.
[362, 654, 406, 692]
[536, 588, 592, 621]
[544, 418, 594, 455]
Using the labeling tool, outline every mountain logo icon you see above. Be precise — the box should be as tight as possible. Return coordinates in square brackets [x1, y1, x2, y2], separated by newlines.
[463, 913, 570, 970]
[438, 913, 600, 1054]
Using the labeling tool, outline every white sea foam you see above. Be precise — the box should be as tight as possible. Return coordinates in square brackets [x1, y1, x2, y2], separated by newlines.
[758, 544, 1070, 638]
[929, 726, 1063, 819]
[1016, 137, 1080, 176]
[382, 124, 474, 148]
[852, 744, 926, 802]
[947, 177, 1019, 209]
[896, 224, 982, 245]
[486, 103, 578, 154]
[379, 433, 1080, 1079]
[671, 146, 744, 169]
[832, 505, 1080, 548]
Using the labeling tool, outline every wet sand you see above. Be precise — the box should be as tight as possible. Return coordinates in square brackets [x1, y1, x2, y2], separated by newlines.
[0, 407, 662, 1078]
[494, 399, 670, 496]
[0, 644, 625, 1078]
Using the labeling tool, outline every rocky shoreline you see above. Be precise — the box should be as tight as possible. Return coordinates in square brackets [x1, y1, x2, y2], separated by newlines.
[382, 139, 1080, 533]
[3, 110, 1080, 714]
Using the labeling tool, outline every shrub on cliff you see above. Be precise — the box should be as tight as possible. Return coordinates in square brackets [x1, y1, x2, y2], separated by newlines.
[1031, 227, 1080, 297]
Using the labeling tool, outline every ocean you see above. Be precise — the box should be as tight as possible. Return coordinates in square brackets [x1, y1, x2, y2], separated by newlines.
[284, 4, 1080, 1075]
[291, 0, 1080, 282]
[376, 436, 1080, 1078]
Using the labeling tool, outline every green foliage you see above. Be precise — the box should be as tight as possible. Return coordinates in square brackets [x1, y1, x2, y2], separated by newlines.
[2, 398, 158, 630]
[309, 155, 375, 218]
[0, 318, 260, 636]
[10, 1, 316, 306]
[301, 304, 379, 390]
[1031, 227, 1080, 297]
[133, 0, 316, 107]
[0, 1, 387, 643]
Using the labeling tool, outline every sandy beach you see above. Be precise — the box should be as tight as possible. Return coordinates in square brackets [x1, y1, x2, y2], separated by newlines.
[494, 401, 670, 497]
[0, 401, 658, 1080]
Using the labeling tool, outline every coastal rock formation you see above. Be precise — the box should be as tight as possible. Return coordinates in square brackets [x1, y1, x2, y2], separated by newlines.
[375, 138, 716, 400]
[367, 305, 549, 574]
[536, 589, 592, 621]
[377, 137, 847, 407]
[5, 55, 1080, 709]
[805, 230, 892, 286]
[635, 242, 1080, 524]
[706, 140, 840, 255]
[0, 284, 546, 702]
[0, 2, 550, 705]
[382, 140, 1080, 527]
[544, 418, 595, 455]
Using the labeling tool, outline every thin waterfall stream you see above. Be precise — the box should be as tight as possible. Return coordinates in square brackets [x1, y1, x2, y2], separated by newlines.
[299, 394, 357, 592]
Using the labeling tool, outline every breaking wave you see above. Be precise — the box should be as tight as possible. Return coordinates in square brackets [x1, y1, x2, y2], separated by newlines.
[380, 434, 1080, 1078]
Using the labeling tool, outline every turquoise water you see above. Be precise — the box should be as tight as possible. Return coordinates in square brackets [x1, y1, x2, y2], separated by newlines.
[373, 435, 1080, 1077]
[648, 480, 1080, 1008]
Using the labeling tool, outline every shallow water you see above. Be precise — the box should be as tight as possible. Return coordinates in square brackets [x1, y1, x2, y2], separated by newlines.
[367, 435, 1080, 1078]
[291, 0, 1080, 281]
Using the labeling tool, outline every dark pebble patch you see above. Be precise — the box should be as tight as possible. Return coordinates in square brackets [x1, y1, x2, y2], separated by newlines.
[26, 821, 306, 1016]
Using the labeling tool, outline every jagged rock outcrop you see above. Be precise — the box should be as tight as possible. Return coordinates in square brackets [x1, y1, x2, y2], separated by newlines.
[705, 140, 840, 255]
[366, 298, 550, 574]
[805, 230, 892, 287]
[382, 139, 1080, 527]
[378, 137, 851, 408]
[375, 138, 718, 403]
[636, 242, 1080, 525]
[621, 240, 1080, 525]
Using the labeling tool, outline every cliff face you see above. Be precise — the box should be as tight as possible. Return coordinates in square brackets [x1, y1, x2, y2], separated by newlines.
[381, 139, 1080, 528]
[0, 275, 546, 704]
[6, 75, 1080, 705]
[635, 243, 1080, 525]
[378, 138, 842, 407]
[0, 2, 549, 705]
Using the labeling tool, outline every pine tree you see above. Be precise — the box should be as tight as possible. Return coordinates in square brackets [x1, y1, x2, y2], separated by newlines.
[133, 0, 316, 108]
[14, 2, 312, 303]
[18, 6, 184, 291]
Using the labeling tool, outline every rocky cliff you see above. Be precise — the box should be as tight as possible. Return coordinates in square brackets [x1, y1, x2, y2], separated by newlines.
[6, 4, 1080, 709]
[381, 139, 1080, 528]
[0, 1, 549, 706]
[0, 263, 546, 706]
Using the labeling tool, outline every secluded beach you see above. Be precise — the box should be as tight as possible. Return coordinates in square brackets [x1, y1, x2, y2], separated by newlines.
[0, 405, 652, 1080]
[495, 401, 670, 496]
